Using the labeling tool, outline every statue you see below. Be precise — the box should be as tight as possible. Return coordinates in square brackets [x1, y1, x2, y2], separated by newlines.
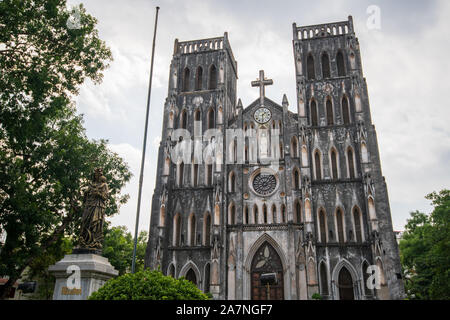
[77, 168, 109, 253]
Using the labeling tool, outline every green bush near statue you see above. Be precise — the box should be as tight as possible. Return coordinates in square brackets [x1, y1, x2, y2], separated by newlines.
[89, 269, 210, 300]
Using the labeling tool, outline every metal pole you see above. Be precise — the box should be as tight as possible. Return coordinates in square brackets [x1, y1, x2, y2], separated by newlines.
[132, 6, 160, 274]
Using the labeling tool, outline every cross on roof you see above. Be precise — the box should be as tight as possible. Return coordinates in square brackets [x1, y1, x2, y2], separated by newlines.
[251, 70, 273, 106]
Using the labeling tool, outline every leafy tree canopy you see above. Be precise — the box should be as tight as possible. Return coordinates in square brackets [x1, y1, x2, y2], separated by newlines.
[399, 190, 450, 300]
[89, 270, 210, 300]
[0, 0, 131, 299]
[102, 225, 148, 276]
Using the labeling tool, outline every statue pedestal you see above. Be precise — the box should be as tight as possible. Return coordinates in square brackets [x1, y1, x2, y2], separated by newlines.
[48, 253, 118, 300]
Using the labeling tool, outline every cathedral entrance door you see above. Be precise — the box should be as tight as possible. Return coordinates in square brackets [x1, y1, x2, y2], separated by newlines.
[250, 242, 284, 300]
[338, 267, 355, 300]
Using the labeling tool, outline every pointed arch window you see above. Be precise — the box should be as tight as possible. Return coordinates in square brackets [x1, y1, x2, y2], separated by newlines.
[320, 262, 329, 295]
[272, 204, 277, 224]
[319, 209, 327, 243]
[314, 151, 322, 180]
[336, 208, 345, 244]
[326, 98, 334, 125]
[189, 214, 196, 246]
[337, 51, 346, 77]
[353, 207, 363, 243]
[291, 136, 298, 158]
[253, 205, 259, 224]
[207, 108, 215, 129]
[174, 214, 181, 246]
[331, 149, 338, 180]
[281, 204, 286, 223]
[244, 205, 249, 224]
[293, 168, 300, 190]
[229, 203, 236, 225]
[295, 200, 302, 223]
[192, 163, 199, 187]
[183, 67, 190, 92]
[204, 263, 211, 293]
[206, 163, 213, 186]
[179, 109, 188, 130]
[194, 109, 201, 121]
[178, 161, 184, 187]
[195, 66, 203, 91]
[321, 53, 331, 79]
[263, 204, 268, 224]
[310, 100, 318, 126]
[208, 65, 217, 90]
[168, 264, 175, 277]
[342, 96, 350, 125]
[229, 171, 236, 193]
[307, 54, 315, 80]
[204, 213, 211, 245]
[347, 148, 356, 179]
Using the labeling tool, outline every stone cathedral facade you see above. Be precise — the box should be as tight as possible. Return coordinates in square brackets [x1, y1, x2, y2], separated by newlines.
[145, 16, 405, 300]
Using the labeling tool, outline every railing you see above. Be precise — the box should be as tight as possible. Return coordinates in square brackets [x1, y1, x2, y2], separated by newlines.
[174, 32, 238, 76]
[176, 36, 224, 55]
[293, 16, 354, 40]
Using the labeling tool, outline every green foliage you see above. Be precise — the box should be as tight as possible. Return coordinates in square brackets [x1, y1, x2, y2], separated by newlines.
[23, 237, 73, 299]
[311, 293, 323, 300]
[399, 190, 450, 300]
[0, 0, 131, 298]
[89, 270, 210, 300]
[102, 226, 148, 275]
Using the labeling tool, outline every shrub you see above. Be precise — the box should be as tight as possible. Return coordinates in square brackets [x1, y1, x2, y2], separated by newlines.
[312, 293, 323, 300]
[89, 269, 209, 300]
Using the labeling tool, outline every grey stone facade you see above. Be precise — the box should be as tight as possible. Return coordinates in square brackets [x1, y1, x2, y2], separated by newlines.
[145, 16, 405, 300]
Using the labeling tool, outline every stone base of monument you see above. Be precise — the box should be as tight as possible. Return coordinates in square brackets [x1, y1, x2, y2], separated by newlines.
[48, 253, 118, 300]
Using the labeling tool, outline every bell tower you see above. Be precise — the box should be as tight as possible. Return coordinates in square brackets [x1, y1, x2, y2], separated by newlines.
[292, 16, 404, 299]
[145, 33, 237, 299]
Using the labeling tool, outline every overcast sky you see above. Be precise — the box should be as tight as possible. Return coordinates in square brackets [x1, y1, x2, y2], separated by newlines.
[66, 0, 450, 234]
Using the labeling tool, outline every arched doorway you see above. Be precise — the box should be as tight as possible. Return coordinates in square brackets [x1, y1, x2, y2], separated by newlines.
[338, 267, 354, 300]
[250, 242, 284, 300]
[185, 268, 197, 286]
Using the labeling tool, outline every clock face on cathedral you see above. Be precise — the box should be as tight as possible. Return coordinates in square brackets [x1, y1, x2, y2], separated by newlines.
[253, 107, 272, 124]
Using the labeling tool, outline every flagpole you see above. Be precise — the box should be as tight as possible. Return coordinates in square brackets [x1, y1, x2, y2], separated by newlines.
[132, 6, 160, 274]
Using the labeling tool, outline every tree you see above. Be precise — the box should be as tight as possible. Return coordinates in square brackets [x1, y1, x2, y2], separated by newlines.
[399, 190, 450, 300]
[0, 0, 132, 299]
[102, 226, 148, 276]
[89, 270, 210, 300]
[22, 237, 73, 300]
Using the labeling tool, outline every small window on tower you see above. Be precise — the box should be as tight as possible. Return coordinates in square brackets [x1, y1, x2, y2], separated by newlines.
[337, 51, 346, 77]
[195, 66, 203, 91]
[183, 67, 190, 92]
[307, 54, 315, 80]
[208, 65, 217, 90]
[321, 53, 331, 79]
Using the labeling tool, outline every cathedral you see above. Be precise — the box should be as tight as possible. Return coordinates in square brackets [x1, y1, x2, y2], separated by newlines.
[145, 16, 405, 300]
